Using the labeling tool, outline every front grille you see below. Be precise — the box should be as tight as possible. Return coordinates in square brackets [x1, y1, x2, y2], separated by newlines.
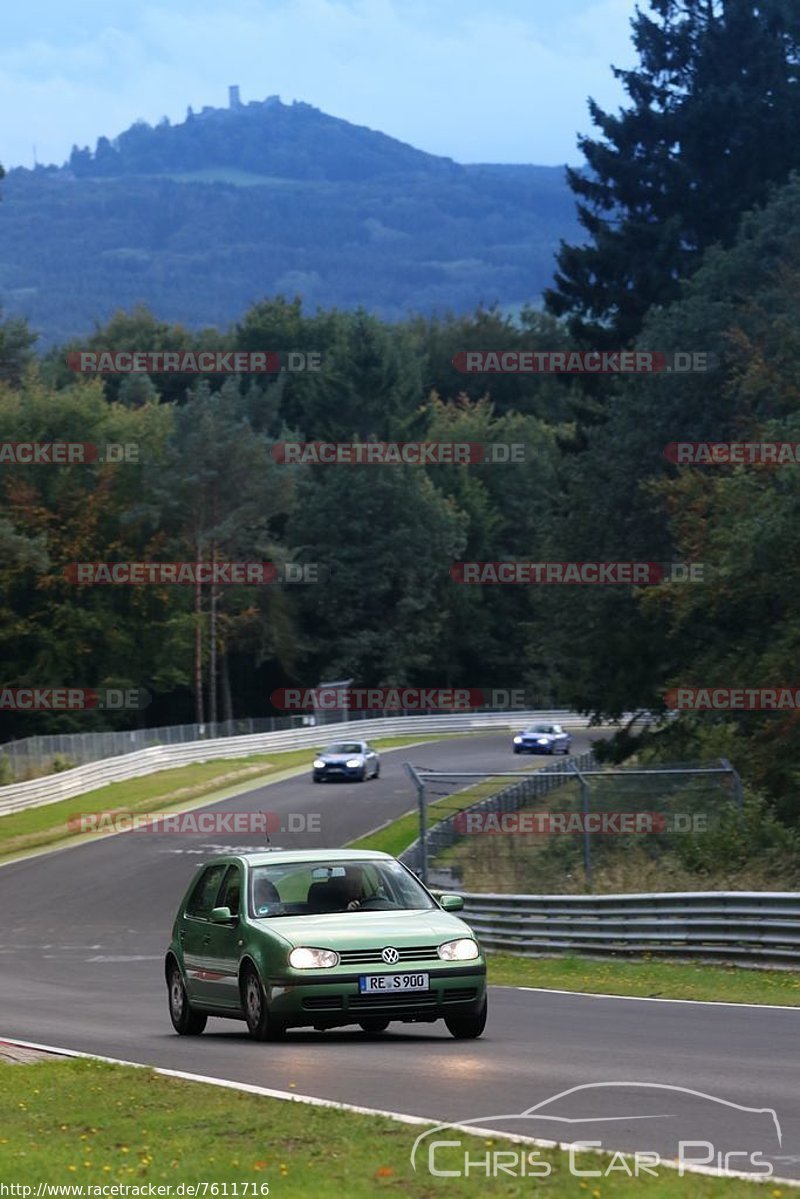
[302, 996, 343, 1011]
[442, 988, 477, 1003]
[338, 946, 441, 966]
[348, 992, 438, 1009]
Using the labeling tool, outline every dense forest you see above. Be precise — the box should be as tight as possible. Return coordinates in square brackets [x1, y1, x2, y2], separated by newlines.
[3, 0, 800, 831]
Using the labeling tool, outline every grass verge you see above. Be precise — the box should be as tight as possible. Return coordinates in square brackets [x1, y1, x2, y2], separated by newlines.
[487, 952, 800, 1005]
[0, 735, 463, 864]
[347, 769, 531, 857]
[0, 1058, 785, 1196]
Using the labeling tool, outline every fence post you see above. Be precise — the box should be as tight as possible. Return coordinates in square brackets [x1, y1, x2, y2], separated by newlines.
[405, 762, 428, 885]
[569, 759, 593, 892]
[720, 758, 743, 811]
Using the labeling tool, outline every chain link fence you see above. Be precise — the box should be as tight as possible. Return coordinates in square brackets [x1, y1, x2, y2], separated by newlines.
[402, 755, 745, 893]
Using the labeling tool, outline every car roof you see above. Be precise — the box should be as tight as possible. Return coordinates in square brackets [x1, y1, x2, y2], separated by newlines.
[204, 848, 394, 868]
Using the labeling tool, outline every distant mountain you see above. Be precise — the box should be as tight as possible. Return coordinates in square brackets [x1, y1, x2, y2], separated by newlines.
[0, 92, 581, 345]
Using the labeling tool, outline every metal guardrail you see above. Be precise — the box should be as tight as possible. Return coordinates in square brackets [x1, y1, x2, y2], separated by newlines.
[458, 891, 800, 968]
[0, 710, 593, 816]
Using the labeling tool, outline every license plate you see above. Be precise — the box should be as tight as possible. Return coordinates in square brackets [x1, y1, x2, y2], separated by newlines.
[359, 973, 429, 993]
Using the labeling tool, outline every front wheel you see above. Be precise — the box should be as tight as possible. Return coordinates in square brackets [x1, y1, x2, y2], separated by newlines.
[359, 1018, 390, 1033]
[445, 999, 487, 1040]
[168, 962, 207, 1036]
[373, 762, 380, 779]
[513, 747, 521, 755]
[241, 965, 286, 1041]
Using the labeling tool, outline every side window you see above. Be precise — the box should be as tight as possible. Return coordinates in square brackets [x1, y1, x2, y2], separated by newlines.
[185, 863, 227, 918]
[217, 865, 242, 917]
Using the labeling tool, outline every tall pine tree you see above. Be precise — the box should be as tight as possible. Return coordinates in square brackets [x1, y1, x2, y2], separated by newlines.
[546, 0, 800, 349]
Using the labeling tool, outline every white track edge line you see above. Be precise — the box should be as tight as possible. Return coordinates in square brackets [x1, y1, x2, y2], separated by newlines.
[499, 984, 800, 1011]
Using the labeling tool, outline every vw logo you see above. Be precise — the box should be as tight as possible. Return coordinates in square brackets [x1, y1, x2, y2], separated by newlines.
[381, 946, 400, 964]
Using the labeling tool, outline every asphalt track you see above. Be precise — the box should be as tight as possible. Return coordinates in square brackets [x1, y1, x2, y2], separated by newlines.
[1, 731, 799, 1183]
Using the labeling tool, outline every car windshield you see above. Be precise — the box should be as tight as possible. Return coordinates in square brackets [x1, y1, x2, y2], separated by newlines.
[323, 743, 363, 754]
[527, 725, 554, 734]
[250, 859, 436, 917]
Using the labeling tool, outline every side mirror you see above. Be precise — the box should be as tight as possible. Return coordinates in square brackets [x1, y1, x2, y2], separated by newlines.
[439, 893, 464, 912]
[210, 906, 234, 923]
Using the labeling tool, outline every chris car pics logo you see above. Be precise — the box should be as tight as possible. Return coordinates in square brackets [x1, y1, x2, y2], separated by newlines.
[410, 1082, 782, 1181]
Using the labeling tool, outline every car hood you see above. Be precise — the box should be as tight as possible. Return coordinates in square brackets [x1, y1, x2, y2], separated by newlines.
[255, 907, 473, 949]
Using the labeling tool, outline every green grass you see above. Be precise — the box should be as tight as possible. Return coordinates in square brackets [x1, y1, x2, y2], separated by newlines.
[0, 734, 466, 864]
[347, 770, 532, 857]
[487, 952, 800, 1005]
[0, 1059, 785, 1196]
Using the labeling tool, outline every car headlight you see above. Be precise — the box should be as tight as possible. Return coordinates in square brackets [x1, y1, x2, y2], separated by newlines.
[537, 738, 549, 745]
[313, 759, 326, 769]
[345, 758, 362, 768]
[513, 736, 522, 744]
[438, 938, 479, 962]
[289, 947, 339, 969]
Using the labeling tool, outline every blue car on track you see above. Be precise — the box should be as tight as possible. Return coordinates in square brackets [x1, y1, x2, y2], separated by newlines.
[512, 722, 572, 755]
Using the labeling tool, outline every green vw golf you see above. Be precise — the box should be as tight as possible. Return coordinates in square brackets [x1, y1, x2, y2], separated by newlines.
[165, 849, 487, 1040]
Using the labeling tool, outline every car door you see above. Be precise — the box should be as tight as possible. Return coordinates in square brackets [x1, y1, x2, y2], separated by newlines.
[364, 742, 377, 775]
[181, 861, 228, 1006]
[202, 864, 245, 1011]
[552, 724, 567, 749]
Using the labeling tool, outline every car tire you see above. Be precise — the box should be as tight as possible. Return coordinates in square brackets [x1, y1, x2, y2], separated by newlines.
[241, 964, 286, 1041]
[444, 998, 487, 1040]
[167, 961, 207, 1036]
[313, 775, 322, 783]
[373, 762, 380, 779]
[563, 744, 570, 755]
[513, 747, 521, 754]
[358, 767, 368, 782]
[359, 1018, 390, 1033]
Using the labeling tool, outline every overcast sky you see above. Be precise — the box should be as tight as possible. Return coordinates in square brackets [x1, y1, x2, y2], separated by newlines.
[1, 0, 639, 170]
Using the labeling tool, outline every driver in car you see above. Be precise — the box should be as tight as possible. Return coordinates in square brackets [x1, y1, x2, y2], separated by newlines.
[343, 865, 367, 910]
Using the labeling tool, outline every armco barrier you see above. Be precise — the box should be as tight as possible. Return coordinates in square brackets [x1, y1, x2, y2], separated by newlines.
[459, 891, 800, 968]
[0, 711, 594, 816]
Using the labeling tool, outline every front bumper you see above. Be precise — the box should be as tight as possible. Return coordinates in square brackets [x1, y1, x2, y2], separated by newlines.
[313, 763, 365, 780]
[516, 741, 555, 753]
[265, 964, 487, 1028]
